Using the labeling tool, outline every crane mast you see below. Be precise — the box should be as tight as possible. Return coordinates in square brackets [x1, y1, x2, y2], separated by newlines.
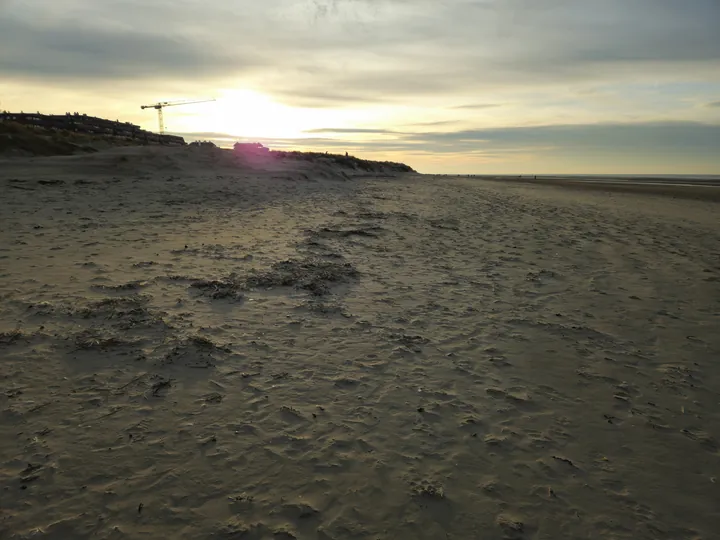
[140, 98, 215, 134]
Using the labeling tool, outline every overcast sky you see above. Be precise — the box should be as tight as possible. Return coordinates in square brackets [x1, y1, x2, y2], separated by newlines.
[1, 0, 719, 173]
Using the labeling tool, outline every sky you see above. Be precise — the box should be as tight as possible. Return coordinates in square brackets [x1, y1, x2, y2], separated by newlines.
[1, 0, 719, 174]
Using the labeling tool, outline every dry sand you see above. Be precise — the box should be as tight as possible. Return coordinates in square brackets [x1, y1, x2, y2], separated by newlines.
[1, 147, 719, 539]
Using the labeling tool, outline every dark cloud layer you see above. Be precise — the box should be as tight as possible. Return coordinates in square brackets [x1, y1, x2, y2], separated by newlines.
[0, 16, 263, 81]
[2, 0, 719, 105]
[400, 122, 720, 155]
[177, 121, 720, 159]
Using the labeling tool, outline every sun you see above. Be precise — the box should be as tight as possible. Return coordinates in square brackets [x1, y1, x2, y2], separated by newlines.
[215, 89, 307, 138]
[171, 88, 358, 140]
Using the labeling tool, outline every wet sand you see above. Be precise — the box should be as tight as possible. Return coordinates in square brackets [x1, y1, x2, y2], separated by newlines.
[474, 175, 720, 202]
[1, 148, 719, 539]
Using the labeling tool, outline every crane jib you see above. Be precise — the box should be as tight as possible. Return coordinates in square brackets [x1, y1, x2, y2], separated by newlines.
[140, 98, 215, 134]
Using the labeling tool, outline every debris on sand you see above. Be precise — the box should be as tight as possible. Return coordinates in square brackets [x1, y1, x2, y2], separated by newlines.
[0, 329, 24, 345]
[190, 258, 358, 301]
[410, 479, 446, 499]
[72, 295, 168, 331]
[91, 281, 150, 292]
[245, 258, 358, 297]
[77, 295, 152, 318]
[186, 335, 229, 350]
[496, 514, 526, 538]
[190, 275, 244, 300]
[73, 329, 126, 350]
[150, 377, 173, 397]
[162, 335, 231, 369]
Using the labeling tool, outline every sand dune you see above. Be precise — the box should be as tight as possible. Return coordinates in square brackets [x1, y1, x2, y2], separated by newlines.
[1, 147, 719, 539]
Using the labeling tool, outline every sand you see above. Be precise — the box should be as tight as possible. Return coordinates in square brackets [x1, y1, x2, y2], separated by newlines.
[1, 147, 719, 539]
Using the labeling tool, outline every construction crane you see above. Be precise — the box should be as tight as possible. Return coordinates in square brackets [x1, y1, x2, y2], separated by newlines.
[140, 98, 215, 134]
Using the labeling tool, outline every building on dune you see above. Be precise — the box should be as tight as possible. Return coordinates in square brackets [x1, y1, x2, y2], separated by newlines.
[233, 142, 270, 155]
[0, 111, 185, 145]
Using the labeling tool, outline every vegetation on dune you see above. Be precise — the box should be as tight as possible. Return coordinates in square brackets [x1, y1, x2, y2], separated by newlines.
[1, 124, 415, 172]
[269, 149, 415, 173]
[0, 122, 97, 156]
[0, 121, 156, 156]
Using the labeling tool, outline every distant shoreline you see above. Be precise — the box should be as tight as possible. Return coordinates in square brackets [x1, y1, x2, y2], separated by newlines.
[467, 174, 720, 202]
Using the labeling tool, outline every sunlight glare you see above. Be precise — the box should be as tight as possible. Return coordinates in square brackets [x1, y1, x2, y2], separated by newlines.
[190, 89, 356, 139]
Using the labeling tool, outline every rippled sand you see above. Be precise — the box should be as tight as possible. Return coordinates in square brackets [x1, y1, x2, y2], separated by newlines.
[1, 148, 719, 539]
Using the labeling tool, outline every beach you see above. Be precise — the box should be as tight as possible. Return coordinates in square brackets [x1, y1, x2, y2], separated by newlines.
[1, 147, 719, 539]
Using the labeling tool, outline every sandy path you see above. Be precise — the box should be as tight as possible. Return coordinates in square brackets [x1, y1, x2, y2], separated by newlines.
[1, 159, 719, 539]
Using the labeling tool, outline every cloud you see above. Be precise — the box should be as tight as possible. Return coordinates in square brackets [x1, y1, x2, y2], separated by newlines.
[304, 127, 398, 134]
[0, 15, 264, 82]
[400, 122, 720, 158]
[706, 101, 720, 108]
[407, 120, 460, 128]
[166, 131, 242, 140]
[1, 0, 719, 108]
[176, 121, 720, 158]
[452, 104, 503, 110]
